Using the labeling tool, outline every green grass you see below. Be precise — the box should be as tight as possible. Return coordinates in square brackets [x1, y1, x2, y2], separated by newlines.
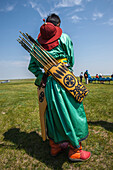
[0, 79, 113, 169]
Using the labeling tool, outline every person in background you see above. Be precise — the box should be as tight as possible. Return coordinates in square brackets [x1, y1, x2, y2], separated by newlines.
[84, 70, 88, 84]
[96, 74, 99, 79]
[28, 13, 91, 162]
[99, 73, 102, 78]
[99, 73, 104, 84]
[80, 72, 83, 83]
[111, 73, 113, 78]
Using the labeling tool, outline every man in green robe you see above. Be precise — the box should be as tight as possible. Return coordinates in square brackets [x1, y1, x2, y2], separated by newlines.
[28, 13, 91, 161]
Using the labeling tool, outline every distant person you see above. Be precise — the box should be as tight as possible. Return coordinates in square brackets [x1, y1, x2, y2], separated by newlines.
[84, 70, 88, 84]
[111, 73, 113, 78]
[80, 72, 83, 82]
[99, 73, 102, 78]
[96, 74, 99, 78]
[99, 73, 104, 84]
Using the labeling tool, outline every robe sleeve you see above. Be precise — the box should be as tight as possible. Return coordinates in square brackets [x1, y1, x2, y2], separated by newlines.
[28, 54, 44, 86]
[60, 33, 74, 68]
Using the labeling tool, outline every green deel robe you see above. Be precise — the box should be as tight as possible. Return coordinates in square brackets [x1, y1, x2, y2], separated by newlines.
[28, 33, 89, 148]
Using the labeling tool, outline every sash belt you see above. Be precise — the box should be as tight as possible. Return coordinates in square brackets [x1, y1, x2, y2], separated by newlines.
[44, 58, 68, 74]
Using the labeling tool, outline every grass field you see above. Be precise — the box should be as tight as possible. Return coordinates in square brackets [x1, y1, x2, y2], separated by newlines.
[0, 79, 113, 169]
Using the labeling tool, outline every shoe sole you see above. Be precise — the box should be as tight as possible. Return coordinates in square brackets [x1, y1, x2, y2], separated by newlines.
[69, 154, 91, 162]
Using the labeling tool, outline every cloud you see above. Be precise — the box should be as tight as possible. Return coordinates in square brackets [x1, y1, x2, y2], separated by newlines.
[66, 7, 84, 18]
[103, 18, 113, 26]
[28, 0, 83, 20]
[35, 7, 48, 18]
[0, 4, 15, 12]
[74, 7, 84, 12]
[29, 0, 48, 18]
[71, 15, 82, 23]
[86, 0, 92, 2]
[107, 18, 113, 25]
[55, 0, 82, 8]
[6, 5, 15, 12]
[29, 1, 37, 8]
[92, 12, 104, 20]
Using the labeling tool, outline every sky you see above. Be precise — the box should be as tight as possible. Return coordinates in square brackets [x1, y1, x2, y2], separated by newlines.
[0, 0, 113, 80]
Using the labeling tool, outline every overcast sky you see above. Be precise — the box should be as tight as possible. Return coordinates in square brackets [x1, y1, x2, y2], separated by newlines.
[0, 0, 113, 80]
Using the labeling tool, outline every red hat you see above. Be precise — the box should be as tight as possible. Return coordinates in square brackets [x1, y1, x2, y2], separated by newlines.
[38, 22, 62, 45]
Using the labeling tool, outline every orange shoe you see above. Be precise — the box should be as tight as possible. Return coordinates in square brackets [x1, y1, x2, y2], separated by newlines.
[49, 139, 68, 156]
[68, 144, 91, 162]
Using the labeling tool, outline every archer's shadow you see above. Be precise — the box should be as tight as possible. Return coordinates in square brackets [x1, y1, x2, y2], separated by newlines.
[3, 128, 68, 169]
[88, 120, 113, 132]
